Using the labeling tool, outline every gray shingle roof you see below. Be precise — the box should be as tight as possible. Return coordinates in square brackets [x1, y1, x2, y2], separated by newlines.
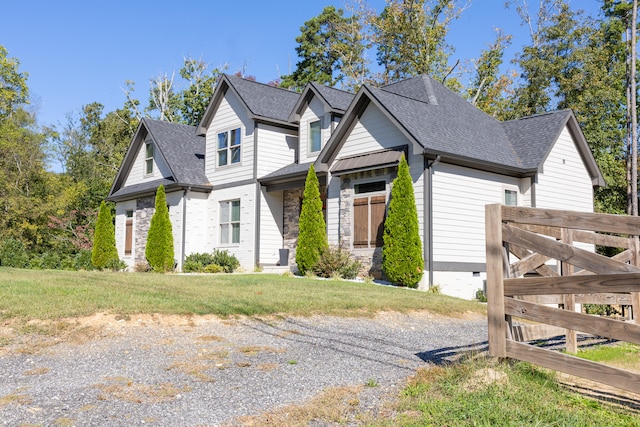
[259, 162, 314, 183]
[501, 110, 572, 170]
[225, 74, 300, 123]
[143, 118, 209, 186]
[109, 178, 177, 201]
[309, 82, 355, 112]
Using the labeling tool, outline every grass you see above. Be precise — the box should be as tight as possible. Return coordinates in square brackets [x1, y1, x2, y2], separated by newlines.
[0, 268, 484, 321]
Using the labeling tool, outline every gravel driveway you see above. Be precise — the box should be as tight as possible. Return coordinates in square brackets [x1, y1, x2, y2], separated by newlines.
[0, 311, 487, 426]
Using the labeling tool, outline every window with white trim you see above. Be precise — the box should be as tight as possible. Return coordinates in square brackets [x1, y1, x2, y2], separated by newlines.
[145, 142, 154, 175]
[220, 200, 240, 244]
[309, 120, 321, 153]
[353, 180, 387, 248]
[125, 210, 133, 256]
[217, 128, 241, 167]
[504, 189, 518, 206]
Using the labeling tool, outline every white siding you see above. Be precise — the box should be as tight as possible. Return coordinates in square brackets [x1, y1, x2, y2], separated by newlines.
[123, 139, 172, 187]
[299, 97, 331, 163]
[535, 127, 594, 212]
[337, 104, 408, 158]
[114, 200, 136, 268]
[183, 191, 211, 259]
[256, 124, 296, 177]
[205, 92, 255, 185]
[259, 188, 284, 264]
[208, 183, 257, 270]
[166, 192, 184, 271]
[326, 172, 341, 244]
[432, 163, 523, 264]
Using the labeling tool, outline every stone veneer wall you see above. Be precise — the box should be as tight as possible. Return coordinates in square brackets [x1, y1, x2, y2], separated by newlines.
[282, 188, 304, 270]
[134, 196, 155, 266]
[338, 167, 395, 278]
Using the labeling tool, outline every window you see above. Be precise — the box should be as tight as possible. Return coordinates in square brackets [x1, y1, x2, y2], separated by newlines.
[353, 180, 387, 249]
[309, 120, 321, 153]
[217, 128, 241, 166]
[145, 143, 154, 175]
[125, 210, 133, 256]
[504, 189, 518, 206]
[220, 200, 240, 244]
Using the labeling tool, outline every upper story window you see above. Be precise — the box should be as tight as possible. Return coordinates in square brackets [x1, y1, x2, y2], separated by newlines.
[217, 128, 241, 167]
[504, 189, 518, 206]
[309, 120, 321, 153]
[145, 142, 154, 175]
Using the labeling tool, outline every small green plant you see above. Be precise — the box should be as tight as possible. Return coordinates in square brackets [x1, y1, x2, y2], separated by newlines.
[584, 304, 619, 316]
[134, 262, 151, 272]
[74, 250, 94, 271]
[105, 259, 128, 272]
[475, 288, 487, 302]
[312, 246, 361, 279]
[427, 284, 441, 294]
[211, 249, 240, 273]
[288, 360, 298, 365]
[365, 378, 379, 387]
[203, 264, 224, 274]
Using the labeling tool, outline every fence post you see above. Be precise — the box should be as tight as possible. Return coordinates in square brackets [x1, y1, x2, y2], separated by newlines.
[486, 204, 507, 357]
[561, 228, 577, 354]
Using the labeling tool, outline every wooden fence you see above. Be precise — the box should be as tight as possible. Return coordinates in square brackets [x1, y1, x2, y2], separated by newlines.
[485, 204, 640, 394]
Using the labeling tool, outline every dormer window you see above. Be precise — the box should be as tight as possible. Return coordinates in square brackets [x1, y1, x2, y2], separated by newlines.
[145, 142, 154, 175]
[218, 128, 241, 167]
[309, 120, 321, 153]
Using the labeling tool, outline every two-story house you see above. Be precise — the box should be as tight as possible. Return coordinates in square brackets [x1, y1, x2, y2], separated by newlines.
[108, 73, 603, 299]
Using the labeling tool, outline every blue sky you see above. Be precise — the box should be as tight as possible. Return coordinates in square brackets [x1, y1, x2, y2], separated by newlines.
[2, 1, 601, 129]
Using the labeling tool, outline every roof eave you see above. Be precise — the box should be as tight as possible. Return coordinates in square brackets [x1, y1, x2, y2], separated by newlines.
[107, 182, 212, 203]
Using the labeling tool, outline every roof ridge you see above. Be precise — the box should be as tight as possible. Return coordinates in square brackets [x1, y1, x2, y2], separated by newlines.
[507, 109, 570, 122]
[310, 81, 354, 95]
[225, 73, 297, 95]
[376, 85, 431, 105]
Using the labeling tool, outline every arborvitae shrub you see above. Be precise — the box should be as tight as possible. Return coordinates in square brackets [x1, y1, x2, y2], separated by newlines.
[382, 155, 423, 288]
[296, 164, 328, 275]
[92, 201, 119, 270]
[145, 185, 175, 272]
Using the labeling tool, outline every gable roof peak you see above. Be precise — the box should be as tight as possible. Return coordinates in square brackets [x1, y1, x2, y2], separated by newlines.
[380, 74, 439, 105]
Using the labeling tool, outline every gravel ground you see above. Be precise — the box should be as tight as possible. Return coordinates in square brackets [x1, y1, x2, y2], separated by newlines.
[0, 312, 487, 426]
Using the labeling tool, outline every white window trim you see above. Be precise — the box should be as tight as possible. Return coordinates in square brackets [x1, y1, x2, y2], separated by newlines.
[308, 118, 322, 156]
[503, 185, 520, 206]
[144, 142, 154, 176]
[216, 127, 242, 168]
[219, 199, 241, 246]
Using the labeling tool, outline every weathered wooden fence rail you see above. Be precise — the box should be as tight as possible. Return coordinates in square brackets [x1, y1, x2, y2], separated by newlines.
[485, 204, 640, 394]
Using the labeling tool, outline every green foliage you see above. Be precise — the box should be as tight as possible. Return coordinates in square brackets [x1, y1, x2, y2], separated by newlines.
[91, 201, 119, 270]
[74, 250, 94, 271]
[475, 288, 487, 302]
[0, 238, 30, 268]
[312, 246, 361, 279]
[382, 155, 423, 288]
[183, 250, 238, 273]
[211, 249, 240, 273]
[145, 185, 175, 273]
[296, 165, 328, 275]
[584, 304, 620, 316]
[280, 6, 363, 90]
[31, 252, 62, 270]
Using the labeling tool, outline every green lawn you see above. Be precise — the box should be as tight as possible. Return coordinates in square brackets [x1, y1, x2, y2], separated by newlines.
[0, 268, 485, 320]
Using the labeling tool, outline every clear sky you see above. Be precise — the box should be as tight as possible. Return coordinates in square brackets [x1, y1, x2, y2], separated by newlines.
[1, 0, 602, 129]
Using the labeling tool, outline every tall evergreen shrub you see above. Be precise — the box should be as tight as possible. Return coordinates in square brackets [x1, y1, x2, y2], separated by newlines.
[92, 200, 119, 269]
[382, 155, 423, 287]
[296, 164, 328, 274]
[145, 185, 175, 272]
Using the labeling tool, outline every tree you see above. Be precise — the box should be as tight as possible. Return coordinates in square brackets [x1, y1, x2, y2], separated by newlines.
[91, 200, 118, 269]
[145, 185, 175, 272]
[296, 164, 328, 275]
[281, 6, 367, 90]
[382, 155, 423, 287]
[466, 29, 513, 119]
[372, 0, 468, 87]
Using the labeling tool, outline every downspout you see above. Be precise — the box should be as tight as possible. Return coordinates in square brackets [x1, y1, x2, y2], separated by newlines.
[424, 155, 441, 289]
[181, 186, 191, 271]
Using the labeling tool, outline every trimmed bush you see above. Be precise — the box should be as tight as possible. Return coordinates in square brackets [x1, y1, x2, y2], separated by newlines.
[312, 246, 361, 279]
[74, 250, 95, 271]
[382, 154, 423, 288]
[211, 249, 239, 273]
[32, 252, 62, 270]
[0, 238, 30, 268]
[296, 164, 328, 275]
[92, 201, 119, 270]
[203, 263, 224, 273]
[145, 185, 175, 272]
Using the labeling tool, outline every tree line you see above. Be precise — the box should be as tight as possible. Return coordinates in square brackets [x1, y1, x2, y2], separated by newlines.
[0, 0, 638, 268]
